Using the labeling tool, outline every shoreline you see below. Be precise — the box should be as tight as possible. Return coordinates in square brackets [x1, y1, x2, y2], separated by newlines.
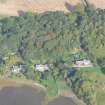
[0, 79, 46, 91]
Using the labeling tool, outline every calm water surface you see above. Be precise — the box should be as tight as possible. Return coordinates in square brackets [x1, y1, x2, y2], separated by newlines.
[0, 85, 45, 105]
[48, 96, 76, 105]
[0, 84, 76, 105]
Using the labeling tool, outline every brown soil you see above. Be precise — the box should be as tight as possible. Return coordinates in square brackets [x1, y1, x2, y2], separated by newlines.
[0, 0, 79, 16]
[90, 0, 105, 9]
[0, 0, 105, 16]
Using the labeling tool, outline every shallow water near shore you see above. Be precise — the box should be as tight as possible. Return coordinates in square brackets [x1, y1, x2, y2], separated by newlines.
[48, 96, 76, 105]
[0, 80, 76, 105]
[0, 85, 46, 105]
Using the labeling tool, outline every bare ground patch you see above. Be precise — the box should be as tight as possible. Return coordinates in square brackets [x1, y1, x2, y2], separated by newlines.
[0, 0, 79, 16]
[0, 0, 105, 16]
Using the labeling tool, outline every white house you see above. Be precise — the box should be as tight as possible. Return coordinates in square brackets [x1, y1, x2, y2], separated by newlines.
[74, 59, 93, 67]
[11, 64, 27, 73]
[83, 59, 92, 65]
[35, 64, 52, 72]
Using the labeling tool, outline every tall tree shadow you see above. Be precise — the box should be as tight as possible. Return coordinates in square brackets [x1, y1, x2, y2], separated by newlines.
[18, 10, 26, 16]
[65, 2, 76, 12]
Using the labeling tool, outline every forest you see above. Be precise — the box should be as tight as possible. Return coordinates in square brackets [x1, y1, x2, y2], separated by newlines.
[0, 4, 105, 105]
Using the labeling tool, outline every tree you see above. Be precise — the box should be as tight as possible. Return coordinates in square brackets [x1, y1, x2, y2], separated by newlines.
[97, 58, 105, 73]
[69, 71, 97, 105]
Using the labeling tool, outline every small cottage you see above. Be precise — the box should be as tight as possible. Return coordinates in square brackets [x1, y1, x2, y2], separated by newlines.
[11, 64, 27, 73]
[74, 59, 93, 67]
[35, 64, 52, 72]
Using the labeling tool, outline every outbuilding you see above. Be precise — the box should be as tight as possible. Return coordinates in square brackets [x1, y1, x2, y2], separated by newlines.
[74, 59, 93, 67]
[35, 64, 53, 72]
[11, 64, 27, 73]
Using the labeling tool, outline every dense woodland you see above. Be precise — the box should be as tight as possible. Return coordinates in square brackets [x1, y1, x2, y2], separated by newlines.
[0, 4, 105, 105]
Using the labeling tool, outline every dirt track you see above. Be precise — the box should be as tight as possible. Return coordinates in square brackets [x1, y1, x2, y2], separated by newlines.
[0, 0, 105, 16]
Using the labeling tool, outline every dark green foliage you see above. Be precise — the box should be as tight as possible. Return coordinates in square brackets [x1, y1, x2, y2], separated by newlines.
[69, 70, 96, 105]
[0, 6, 105, 105]
[97, 58, 105, 73]
[0, 11, 80, 64]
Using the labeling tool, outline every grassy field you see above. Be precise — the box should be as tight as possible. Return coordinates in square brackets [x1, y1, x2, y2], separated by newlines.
[42, 77, 58, 98]
[80, 66, 102, 74]
[0, 15, 9, 20]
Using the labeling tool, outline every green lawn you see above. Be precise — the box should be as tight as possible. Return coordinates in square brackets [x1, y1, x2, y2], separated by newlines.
[79, 66, 102, 74]
[41, 76, 58, 98]
[0, 16, 9, 20]
[41, 76, 70, 99]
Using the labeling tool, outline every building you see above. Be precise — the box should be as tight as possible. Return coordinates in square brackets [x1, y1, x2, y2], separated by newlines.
[35, 64, 52, 72]
[11, 64, 27, 73]
[74, 59, 93, 67]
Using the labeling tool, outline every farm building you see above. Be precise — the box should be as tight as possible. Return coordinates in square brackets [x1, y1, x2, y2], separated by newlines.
[35, 64, 53, 72]
[74, 59, 93, 67]
[11, 64, 27, 73]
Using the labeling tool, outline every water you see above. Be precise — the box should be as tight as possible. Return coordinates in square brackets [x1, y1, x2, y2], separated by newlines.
[0, 84, 76, 105]
[0, 85, 45, 105]
[48, 96, 76, 105]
